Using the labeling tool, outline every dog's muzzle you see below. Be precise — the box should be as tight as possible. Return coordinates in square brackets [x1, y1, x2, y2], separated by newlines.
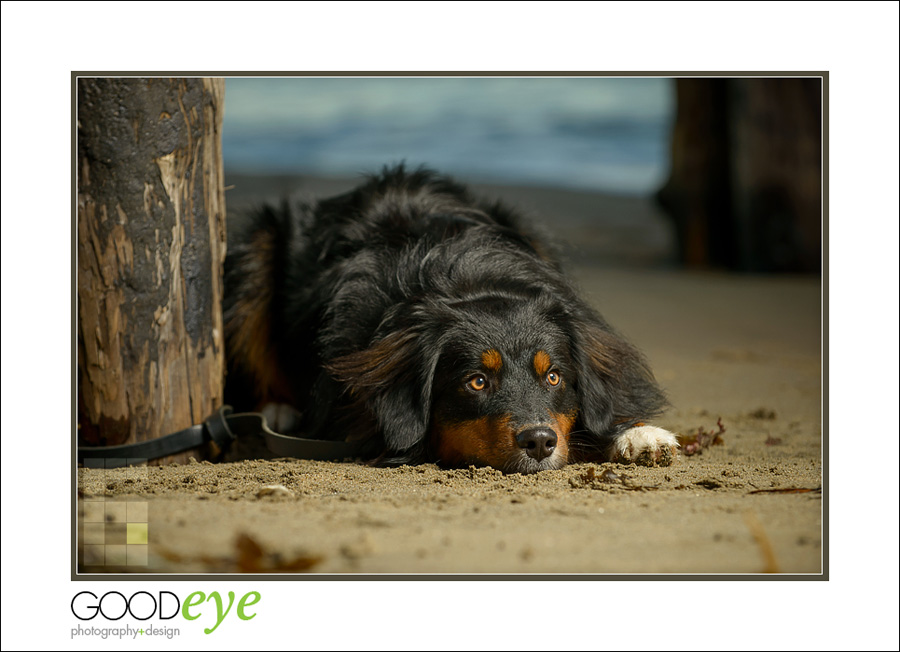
[515, 427, 558, 462]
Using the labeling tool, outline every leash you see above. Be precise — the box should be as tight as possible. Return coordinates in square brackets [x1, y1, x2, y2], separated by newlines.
[77, 406, 361, 468]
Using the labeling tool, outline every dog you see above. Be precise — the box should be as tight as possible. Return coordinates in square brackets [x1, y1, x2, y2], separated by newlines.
[223, 165, 677, 473]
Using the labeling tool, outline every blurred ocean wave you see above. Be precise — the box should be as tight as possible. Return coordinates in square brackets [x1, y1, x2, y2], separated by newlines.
[223, 77, 674, 196]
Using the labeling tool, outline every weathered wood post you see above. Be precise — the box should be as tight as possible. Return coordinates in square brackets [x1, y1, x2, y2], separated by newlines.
[657, 77, 822, 272]
[77, 78, 227, 462]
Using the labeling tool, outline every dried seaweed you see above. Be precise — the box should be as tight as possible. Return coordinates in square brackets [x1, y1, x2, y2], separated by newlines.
[234, 533, 322, 572]
[744, 511, 780, 573]
[748, 486, 821, 495]
[155, 533, 322, 573]
[678, 418, 726, 456]
[568, 466, 659, 491]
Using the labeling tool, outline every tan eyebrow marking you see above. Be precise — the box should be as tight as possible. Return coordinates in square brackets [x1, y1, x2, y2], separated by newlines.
[481, 349, 503, 372]
[533, 350, 551, 377]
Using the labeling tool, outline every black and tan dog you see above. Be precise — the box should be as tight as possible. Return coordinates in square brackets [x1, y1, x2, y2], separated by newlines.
[224, 165, 677, 473]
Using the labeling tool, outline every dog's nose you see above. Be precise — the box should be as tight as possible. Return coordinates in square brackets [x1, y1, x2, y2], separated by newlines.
[516, 428, 557, 461]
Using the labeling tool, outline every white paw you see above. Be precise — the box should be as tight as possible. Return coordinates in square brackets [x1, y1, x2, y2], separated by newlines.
[260, 403, 303, 434]
[609, 425, 679, 466]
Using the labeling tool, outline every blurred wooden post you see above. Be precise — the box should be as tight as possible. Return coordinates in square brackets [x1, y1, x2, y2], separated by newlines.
[657, 78, 822, 272]
[77, 78, 227, 462]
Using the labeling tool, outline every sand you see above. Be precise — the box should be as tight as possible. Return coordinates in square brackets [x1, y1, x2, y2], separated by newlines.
[76, 177, 823, 576]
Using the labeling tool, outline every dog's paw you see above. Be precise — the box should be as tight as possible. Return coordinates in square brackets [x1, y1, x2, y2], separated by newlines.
[260, 403, 303, 434]
[608, 425, 679, 467]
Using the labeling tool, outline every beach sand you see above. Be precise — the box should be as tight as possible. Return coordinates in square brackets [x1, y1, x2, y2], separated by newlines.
[76, 175, 823, 575]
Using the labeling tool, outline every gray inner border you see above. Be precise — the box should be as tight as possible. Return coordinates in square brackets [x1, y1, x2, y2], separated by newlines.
[71, 70, 828, 582]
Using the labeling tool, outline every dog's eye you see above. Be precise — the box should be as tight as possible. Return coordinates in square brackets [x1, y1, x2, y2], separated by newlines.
[467, 375, 488, 391]
[546, 371, 561, 387]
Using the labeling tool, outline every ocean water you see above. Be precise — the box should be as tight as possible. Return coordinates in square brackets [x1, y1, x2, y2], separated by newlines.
[223, 77, 675, 196]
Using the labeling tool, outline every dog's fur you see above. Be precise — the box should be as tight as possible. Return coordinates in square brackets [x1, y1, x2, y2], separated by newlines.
[224, 166, 677, 473]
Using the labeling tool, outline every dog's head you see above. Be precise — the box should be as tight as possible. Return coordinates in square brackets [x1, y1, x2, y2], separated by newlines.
[327, 283, 666, 474]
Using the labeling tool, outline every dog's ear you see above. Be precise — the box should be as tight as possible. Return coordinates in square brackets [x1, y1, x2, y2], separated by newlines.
[572, 319, 667, 436]
[326, 330, 436, 454]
